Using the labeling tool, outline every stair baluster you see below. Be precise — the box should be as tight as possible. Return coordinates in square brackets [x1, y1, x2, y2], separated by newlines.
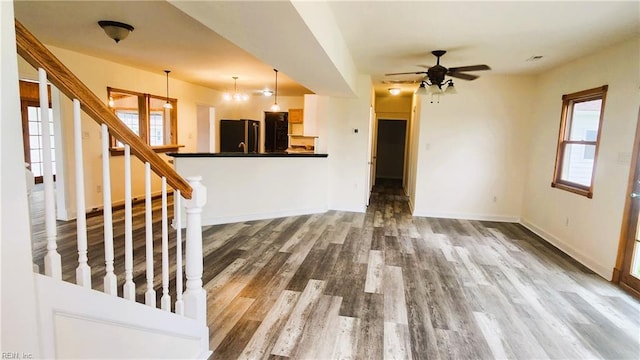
[161, 177, 171, 311]
[39, 68, 61, 280]
[144, 162, 156, 307]
[73, 98, 91, 287]
[122, 144, 135, 301]
[174, 190, 184, 315]
[101, 124, 117, 295]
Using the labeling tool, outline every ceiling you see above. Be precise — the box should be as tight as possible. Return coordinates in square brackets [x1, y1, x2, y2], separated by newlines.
[13, 1, 640, 98]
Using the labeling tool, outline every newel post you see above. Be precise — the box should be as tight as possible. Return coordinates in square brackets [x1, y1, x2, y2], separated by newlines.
[183, 176, 207, 325]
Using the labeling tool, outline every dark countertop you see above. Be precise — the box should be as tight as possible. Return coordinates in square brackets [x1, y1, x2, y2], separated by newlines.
[167, 152, 328, 158]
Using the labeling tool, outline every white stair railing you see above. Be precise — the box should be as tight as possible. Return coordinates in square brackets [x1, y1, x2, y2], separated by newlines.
[32, 67, 208, 327]
[39, 68, 61, 280]
[17, 19, 209, 355]
[183, 177, 207, 325]
[123, 144, 135, 301]
[73, 98, 91, 288]
[102, 124, 117, 295]
[174, 189, 185, 316]
[161, 177, 171, 311]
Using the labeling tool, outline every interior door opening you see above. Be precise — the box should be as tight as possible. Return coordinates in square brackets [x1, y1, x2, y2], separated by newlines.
[375, 119, 407, 185]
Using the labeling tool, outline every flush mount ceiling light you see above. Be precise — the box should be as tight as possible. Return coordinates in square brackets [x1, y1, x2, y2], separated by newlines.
[163, 70, 173, 109]
[98, 20, 134, 44]
[388, 88, 401, 96]
[223, 77, 249, 102]
[263, 89, 273, 97]
[270, 69, 280, 112]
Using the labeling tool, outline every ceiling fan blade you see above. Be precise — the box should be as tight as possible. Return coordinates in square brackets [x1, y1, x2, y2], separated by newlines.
[447, 64, 491, 72]
[385, 71, 428, 76]
[447, 72, 479, 81]
[382, 79, 422, 84]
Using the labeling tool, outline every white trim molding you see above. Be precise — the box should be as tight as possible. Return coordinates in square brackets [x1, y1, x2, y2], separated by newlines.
[520, 218, 612, 280]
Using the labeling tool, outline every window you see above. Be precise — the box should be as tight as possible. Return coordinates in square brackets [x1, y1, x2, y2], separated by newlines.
[107, 87, 179, 154]
[20, 80, 56, 183]
[552, 85, 607, 198]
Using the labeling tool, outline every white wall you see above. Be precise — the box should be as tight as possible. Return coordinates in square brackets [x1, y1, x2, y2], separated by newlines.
[174, 156, 328, 225]
[1, 1, 42, 355]
[521, 38, 640, 279]
[412, 75, 536, 221]
[326, 74, 373, 212]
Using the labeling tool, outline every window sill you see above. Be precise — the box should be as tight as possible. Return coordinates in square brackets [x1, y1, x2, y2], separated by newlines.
[551, 181, 593, 198]
[110, 144, 185, 156]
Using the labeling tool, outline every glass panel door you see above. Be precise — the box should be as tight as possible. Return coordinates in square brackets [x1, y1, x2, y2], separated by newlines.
[23, 103, 55, 182]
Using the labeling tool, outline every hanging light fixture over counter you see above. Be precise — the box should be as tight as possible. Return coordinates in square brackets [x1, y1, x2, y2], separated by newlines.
[270, 69, 280, 112]
[224, 76, 249, 102]
[163, 70, 173, 109]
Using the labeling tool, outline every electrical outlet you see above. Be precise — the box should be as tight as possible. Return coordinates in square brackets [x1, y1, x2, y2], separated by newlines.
[565, 217, 569, 227]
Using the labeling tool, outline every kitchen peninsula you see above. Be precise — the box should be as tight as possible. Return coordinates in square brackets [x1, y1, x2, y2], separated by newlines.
[169, 152, 328, 226]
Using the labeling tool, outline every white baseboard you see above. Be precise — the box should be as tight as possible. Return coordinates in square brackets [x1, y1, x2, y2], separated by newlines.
[412, 210, 520, 223]
[519, 218, 612, 280]
[201, 207, 328, 226]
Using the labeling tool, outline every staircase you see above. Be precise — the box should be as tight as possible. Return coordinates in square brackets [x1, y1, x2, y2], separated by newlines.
[3, 17, 210, 359]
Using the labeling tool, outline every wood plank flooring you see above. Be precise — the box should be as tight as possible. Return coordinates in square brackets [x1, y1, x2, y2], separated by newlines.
[30, 180, 640, 359]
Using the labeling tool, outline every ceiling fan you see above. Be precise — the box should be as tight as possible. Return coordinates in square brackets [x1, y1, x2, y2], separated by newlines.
[385, 50, 490, 95]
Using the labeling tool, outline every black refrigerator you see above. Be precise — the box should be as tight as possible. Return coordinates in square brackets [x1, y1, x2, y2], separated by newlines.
[264, 112, 289, 152]
[220, 119, 260, 153]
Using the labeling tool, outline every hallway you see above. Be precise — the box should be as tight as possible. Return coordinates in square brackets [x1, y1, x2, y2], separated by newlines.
[30, 180, 640, 359]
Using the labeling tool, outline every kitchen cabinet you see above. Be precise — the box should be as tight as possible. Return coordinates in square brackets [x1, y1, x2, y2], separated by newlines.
[288, 108, 304, 124]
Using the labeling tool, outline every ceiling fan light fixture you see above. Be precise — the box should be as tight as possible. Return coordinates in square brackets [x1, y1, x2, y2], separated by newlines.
[444, 80, 457, 95]
[415, 82, 427, 96]
[428, 84, 442, 95]
[263, 89, 273, 97]
[98, 20, 134, 43]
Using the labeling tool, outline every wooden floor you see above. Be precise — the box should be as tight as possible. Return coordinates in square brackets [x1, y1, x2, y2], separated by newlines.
[30, 180, 640, 359]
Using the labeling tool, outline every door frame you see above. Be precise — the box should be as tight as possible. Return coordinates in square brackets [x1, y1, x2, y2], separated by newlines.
[373, 116, 410, 184]
[614, 107, 640, 298]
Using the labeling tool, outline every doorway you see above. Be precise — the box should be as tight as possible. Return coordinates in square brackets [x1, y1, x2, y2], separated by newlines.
[616, 109, 640, 297]
[375, 119, 407, 182]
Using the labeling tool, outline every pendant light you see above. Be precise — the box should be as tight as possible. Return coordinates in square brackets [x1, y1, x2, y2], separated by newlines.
[223, 76, 249, 101]
[270, 69, 280, 112]
[163, 70, 173, 109]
